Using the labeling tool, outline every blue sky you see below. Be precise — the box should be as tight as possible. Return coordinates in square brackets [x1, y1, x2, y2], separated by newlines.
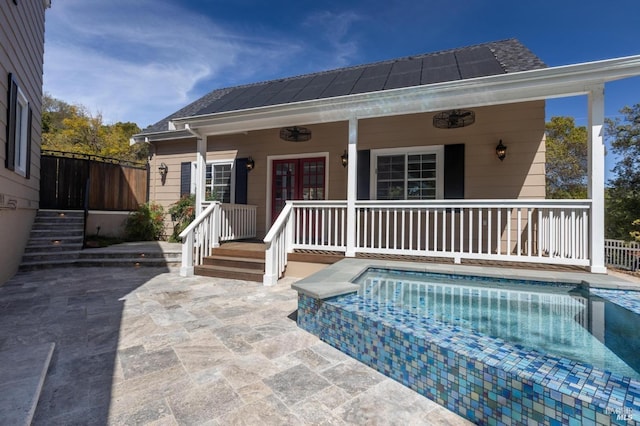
[44, 0, 640, 176]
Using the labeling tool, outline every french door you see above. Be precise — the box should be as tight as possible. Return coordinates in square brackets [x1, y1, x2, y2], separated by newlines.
[271, 157, 325, 223]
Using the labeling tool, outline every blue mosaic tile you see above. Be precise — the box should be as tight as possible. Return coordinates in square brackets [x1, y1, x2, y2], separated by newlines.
[297, 285, 640, 425]
[591, 288, 640, 315]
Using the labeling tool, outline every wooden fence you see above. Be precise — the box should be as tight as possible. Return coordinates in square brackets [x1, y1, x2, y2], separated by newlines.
[605, 239, 640, 271]
[40, 151, 148, 211]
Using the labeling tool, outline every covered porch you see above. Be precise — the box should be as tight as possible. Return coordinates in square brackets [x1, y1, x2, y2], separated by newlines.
[173, 55, 640, 285]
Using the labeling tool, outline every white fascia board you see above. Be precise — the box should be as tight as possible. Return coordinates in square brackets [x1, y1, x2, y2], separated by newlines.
[171, 54, 640, 136]
[130, 129, 194, 144]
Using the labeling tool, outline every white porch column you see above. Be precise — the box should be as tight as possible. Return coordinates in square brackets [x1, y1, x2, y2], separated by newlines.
[195, 136, 207, 214]
[588, 85, 607, 273]
[345, 117, 358, 257]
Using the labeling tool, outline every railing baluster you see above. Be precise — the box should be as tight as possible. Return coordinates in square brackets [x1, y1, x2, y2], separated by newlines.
[517, 208, 521, 256]
[468, 208, 473, 254]
[496, 209, 502, 256]
[425, 209, 430, 252]
[459, 208, 464, 254]
[433, 208, 440, 252]
[487, 209, 492, 255]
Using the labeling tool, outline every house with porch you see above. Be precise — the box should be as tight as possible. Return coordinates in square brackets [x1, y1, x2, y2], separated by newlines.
[0, 1, 51, 285]
[132, 39, 640, 285]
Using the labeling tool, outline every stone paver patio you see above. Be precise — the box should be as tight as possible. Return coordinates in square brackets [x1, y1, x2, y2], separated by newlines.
[0, 265, 471, 425]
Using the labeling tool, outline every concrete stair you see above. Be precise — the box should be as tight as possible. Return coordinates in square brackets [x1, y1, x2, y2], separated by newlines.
[20, 210, 84, 270]
[195, 244, 266, 282]
[76, 243, 181, 268]
[20, 210, 182, 270]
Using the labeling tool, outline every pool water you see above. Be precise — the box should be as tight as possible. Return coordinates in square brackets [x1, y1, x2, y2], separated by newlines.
[354, 268, 640, 380]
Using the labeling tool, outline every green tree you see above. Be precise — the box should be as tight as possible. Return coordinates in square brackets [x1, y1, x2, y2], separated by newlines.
[42, 94, 147, 162]
[545, 116, 588, 199]
[631, 219, 640, 242]
[605, 104, 640, 240]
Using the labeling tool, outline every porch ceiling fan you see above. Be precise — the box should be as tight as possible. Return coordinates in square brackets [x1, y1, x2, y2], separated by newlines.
[432, 109, 475, 129]
[280, 126, 312, 142]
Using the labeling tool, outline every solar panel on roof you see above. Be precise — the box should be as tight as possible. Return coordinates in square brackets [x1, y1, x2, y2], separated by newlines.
[391, 58, 422, 73]
[385, 71, 421, 89]
[360, 63, 393, 78]
[421, 65, 460, 84]
[292, 73, 339, 101]
[422, 52, 457, 68]
[352, 76, 388, 94]
[454, 47, 496, 63]
[141, 39, 544, 133]
[458, 59, 505, 79]
[267, 76, 315, 105]
[384, 59, 422, 89]
[238, 80, 291, 109]
[195, 86, 250, 114]
[320, 68, 364, 97]
[215, 85, 271, 112]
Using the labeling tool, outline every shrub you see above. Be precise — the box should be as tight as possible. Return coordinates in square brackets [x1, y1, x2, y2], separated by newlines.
[124, 202, 165, 241]
[168, 194, 195, 242]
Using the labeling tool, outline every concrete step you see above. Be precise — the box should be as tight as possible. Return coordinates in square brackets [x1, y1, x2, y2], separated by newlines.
[78, 251, 180, 260]
[21, 250, 83, 262]
[202, 255, 265, 271]
[33, 216, 84, 224]
[35, 210, 84, 218]
[19, 259, 79, 271]
[194, 264, 264, 282]
[24, 243, 84, 253]
[0, 343, 55, 426]
[74, 258, 181, 268]
[30, 229, 84, 237]
[26, 236, 84, 249]
[20, 254, 180, 271]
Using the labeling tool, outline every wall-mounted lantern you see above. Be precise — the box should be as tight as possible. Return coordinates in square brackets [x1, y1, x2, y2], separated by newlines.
[340, 150, 348, 168]
[496, 140, 507, 161]
[246, 157, 255, 171]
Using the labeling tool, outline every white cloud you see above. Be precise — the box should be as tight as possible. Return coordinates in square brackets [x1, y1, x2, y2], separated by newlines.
[302, 11, 364, 69]
[43, 0, 309, 128]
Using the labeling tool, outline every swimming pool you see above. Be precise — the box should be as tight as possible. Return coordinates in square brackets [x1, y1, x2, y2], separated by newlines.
[293, 263, 640, 425]
[354, 268, 640, 380]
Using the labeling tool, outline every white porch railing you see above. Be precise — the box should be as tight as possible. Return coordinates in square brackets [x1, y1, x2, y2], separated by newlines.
[180, 202, 257, 276]
[605, 239, 640, 271]
[262, 199, 592, 285]
[354, 200, 591, 265]
[219, 203, 257, 241]
[263, 203, 294, 286]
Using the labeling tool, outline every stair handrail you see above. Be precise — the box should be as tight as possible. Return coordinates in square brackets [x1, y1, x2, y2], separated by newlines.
[263, 202, 294, 285]
[179, 201, 221, 277]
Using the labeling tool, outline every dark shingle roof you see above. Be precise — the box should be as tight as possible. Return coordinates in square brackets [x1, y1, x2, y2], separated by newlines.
[141, 39, 545, 134]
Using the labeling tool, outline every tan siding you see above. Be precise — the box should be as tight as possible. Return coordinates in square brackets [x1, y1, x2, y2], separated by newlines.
[0, 2, 47, 284]
[149, 102, 546, 238]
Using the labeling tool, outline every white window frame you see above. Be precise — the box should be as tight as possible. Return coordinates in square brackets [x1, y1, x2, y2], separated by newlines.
[13, 85, 29, 177]
[370, 145, 444, 200]
[190, 159, 235, 203]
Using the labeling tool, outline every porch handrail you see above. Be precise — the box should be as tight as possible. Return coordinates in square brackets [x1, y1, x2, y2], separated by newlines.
[354, 199, 592, 208]
[179, 201, 221, 277]
[263, 202, 294, 286]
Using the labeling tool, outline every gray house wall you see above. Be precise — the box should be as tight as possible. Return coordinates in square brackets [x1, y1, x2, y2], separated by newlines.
[0, 1, 48, 284]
